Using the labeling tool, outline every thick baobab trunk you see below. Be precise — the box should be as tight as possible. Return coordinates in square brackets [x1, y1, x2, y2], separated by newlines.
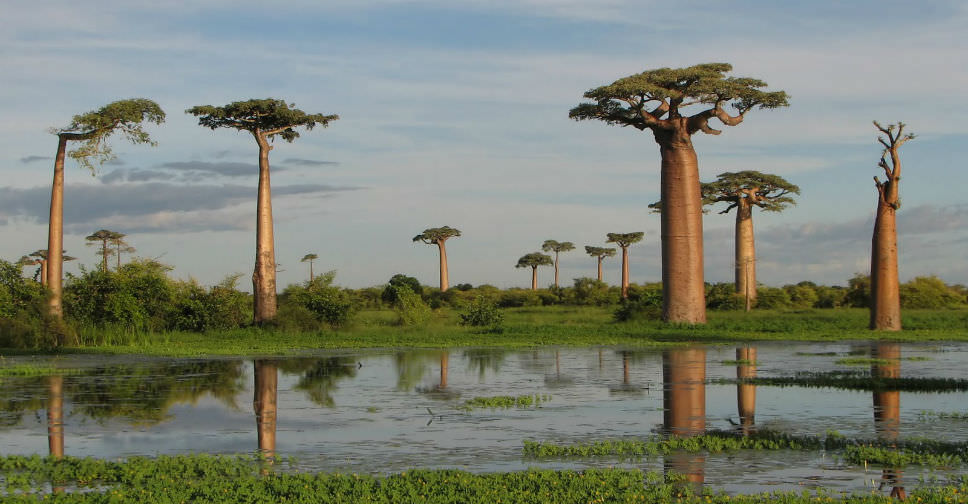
[46, 136, 68, 319]
[870, 201, 900, 330]
[437, 240, 449, 292]
[658, 140, 706, 323]
[531, 266, 538, 291]
[597, 256, 603, 282]
[736, 347, 756, 434]
[47, 375, 64, 459]
[253, 360, 278, 458]
[40, 259, 48, 287]
[735, 200, 757, 305]
[252, 135, 278, 324]
[620, 247, 629, 298]
[663, 348, 706, 485]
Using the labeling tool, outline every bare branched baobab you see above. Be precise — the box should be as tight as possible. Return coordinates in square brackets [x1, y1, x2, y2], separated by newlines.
[187, 99, 338, 324]
[413, 226, 461, 292]
[85, 229, 123, 272]
[571, 64, 788, 323]
[301, 253, 318, 282]
[702, 171, 799, 308]
[515, 252, 553, 291]
[584, 246, 617, 282]
[541, 240, 575, 288]
[606, 232, 644, 299]
[46, 99, 165, 318]
[870, 121, 914, 331]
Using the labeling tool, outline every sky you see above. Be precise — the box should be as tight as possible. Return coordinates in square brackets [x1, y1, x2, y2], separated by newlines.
[1, 0, 967, 291]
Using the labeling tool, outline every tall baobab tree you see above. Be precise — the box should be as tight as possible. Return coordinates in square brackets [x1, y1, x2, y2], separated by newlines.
[515, 252, 553, 291]
[870, 122, 913, 331]
[187, 99, 338, 324]
[541, 240, 575, 289]
[301, 253, 318, 282]
[584, 246, 617, 282]
[86, 229, 123, 272]
[606, 232, 644, 299]
[110, 232, 135, 270]
[701, 171, 799, 308]
[412, 226, 461, 292]
[46, 99, 165, 318]
[571, 63, 788, 323]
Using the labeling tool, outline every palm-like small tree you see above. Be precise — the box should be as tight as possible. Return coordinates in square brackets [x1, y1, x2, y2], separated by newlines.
[606, 232, 644, 298]
[413, 226, 461, 292]
[110, 232, 135, 271]
[301, 253, 319, 282]
[515, 252, 553, 291]
[86, 229, 124, 272]
[541, 240, 575, 288]
[584, 246, 617, 282]
[21, 250, 74, 286]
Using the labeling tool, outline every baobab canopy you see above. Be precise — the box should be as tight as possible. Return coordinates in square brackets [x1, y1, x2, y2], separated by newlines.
[412, 226, 461, 244]
[186, 99, 338, 142]
[702, 171, 800, 214]
[55, 98, 166, 172]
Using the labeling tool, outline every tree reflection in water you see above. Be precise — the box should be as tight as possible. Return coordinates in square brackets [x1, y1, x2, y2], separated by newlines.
[872, 342, 905, 500]
[736, 346, 757, 435]
[663, 348, 706, 487]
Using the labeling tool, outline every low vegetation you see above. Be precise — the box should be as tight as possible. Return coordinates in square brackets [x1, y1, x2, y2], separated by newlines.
[715, 371, 968, 392]
[459, 394, 550, 410]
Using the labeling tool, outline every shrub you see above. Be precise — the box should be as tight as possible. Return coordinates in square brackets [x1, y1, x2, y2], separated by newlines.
[572, 277, 618, 306]
[614, 285, 662, 322]
[814, 285, 847, 308]
[459, 295, 504, 327]
[705, 283, 744, 310]
[393, 286, 432, 326]
[784, 284, 819, 309]
[844, 273, 871, 308]
[497, 289, 542, 308]
[280, 271, 355, 328]
[381, 274, 422, 305]
[63, 259, 174, 332]
[900, 276, 962, 309]
[754, 286, 792, 310]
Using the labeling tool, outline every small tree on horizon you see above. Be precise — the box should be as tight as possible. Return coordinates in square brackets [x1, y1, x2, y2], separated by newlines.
[571, 63, 788, 323]
[187, 98, 338, 325]
[301, 253, 319, 282]
[584, 246, 617, 282]
[413, 226, 461, 292]
[870, 121, 913, 331]
[110, 232, 135, 271]
[606, 232, 644, 298]
[701, 171, 799, 309]
[20, 250, 74, 286]
[541, 240, 575, 288]
[515, 252, 553, 291]
[86, 229, 124, 272]
[45, 99, 165, 319]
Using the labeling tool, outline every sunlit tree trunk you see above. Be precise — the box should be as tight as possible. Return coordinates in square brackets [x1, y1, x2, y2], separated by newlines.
[735, 199, 757, 304]
[553, 251, 560, 288]
[46, 136, 68, 319]
[870, 201, 900, 330]
[437, 240, 449, 292]
[531, 266, 538, 290]
[658, 133, 706, 323]
[254, 360, 278, 459]
[40, 258, 49, 287]
[439, 352, 448, 389]
[736, 347, 756, 434]
[252, 134, 277, 324]
[663, 348, 706, 485]
[620, 246, 630, 298]
[47, 375, 64, 459]
[597, 256, 603, 282]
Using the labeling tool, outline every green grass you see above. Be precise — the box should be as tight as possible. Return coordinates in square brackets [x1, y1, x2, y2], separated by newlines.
[715, 371, 968, 392]
[5, 307, 968, 358]
[3, 454, 968, 503]
[459, 394, 551, 410]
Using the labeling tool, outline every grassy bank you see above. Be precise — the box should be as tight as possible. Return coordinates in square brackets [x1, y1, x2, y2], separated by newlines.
[4, 307, 968, 358]
[2, 454, 967, 503]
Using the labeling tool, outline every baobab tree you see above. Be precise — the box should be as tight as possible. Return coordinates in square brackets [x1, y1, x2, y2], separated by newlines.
[301, 253, 318, 282]
[606, 232, 644, 298]
[22, 250, 75, 286]
[515, 252, 553, 291]
[584, 246, 617, 282]
[541, 240, 575, 288]
[110, 232, 135, 270]
[870, 121, 913, 331]
[701, 171, 799, 308]
[187, 99, 338, 324]
[412, 226, 461, 292]
[571, 63, 788, 323]
[85, 229, 123, 272]
[46, 99, 165, 318]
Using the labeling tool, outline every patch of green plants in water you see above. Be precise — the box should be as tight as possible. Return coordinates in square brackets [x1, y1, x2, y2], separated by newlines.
[0, 363, 82, 377]
[720, 359, 758, 366]
[835, 357, 894, 366]
[919, 410, 968, 421]
[459, 394, 551, 410]
[714, 370, 968, 392]
[2, 454, 968, 503]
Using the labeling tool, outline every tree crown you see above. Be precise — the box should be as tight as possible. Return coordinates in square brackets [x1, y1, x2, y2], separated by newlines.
[301, 254, 319, 262]
[86, 229, 124, 243]
[542, 240, 575, 253]
[702, 171, 800, 214]
[413, 226, 461, 244]
[569, 63, 787, 136]
[606, 232, 645, 248]
[585, 246, 617, 258]
[54, 98, 166, 172]
[186, 98, 338, 142]
[515, 252, 553, 268]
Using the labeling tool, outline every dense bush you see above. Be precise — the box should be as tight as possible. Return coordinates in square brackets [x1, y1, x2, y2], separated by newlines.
[844, 273, 871, 308]
[0, 259, 74, 349]
[900, 276, 963, 309]
[280, 271, 355, 328]
[754, 286, 792, 310]
[705, 283, 744, 311]
[613, 283, 663, 322]
[497, 289, 543, 308]
[64, 260, 175, 332]
[167, 275, 251, 332]
[459, 295, 504, 328]
[571, 277, 619, 306]
[784, 283, 819, 309]
[392, 285, 432, 326]
[381, 274, 422, 305]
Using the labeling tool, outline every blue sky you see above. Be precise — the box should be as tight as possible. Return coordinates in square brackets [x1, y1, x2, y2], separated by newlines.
[1, 0, 967, 290]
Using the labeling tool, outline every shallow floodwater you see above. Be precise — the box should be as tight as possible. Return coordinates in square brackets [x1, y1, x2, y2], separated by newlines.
[2, 342, 967, 496]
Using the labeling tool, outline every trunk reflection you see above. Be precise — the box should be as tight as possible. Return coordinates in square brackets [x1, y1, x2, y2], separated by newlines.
[663, 348, 706, 486]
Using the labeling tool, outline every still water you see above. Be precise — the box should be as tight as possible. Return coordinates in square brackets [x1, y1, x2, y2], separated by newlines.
[1, 342, 966, 495]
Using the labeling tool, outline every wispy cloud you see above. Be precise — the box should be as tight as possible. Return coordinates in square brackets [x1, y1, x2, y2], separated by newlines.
[19, 155, 51, 164]
[282, 158, 340, 167]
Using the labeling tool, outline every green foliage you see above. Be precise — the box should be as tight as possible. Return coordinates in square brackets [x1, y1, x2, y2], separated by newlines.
[901, 276, 963, 309]
[614, 283, 663, 321]
[705, 283, 744, 310]
[701, 171, 800, 214]
[459, 394, 550, 410]
[584, 245, 617, 259]
[541, 240, 575, 254]
[393, 286, 432, 326]
[497, 288, 543, 308]
[382, 274, 423, 305]
[57, 99, 166, 172]
[844, 273, 871, 308]
[571, 277, 619, 306]
[168, 275, 251, 332]
[784, 284, 819, 309]
[64, 260, 174, 333]
[719, 370, 968, 392]
[458, 295, 504, 327]
[280, 271, 355, 329]
[605, 231, 644, 248]
[813, 285, 847, 308]
[186, 98, 338, 142]
[412, 226, 461, 243]
[0, 260, 75, 349]
[514, 252, 553, 269]
[754, 286, 792, 310]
